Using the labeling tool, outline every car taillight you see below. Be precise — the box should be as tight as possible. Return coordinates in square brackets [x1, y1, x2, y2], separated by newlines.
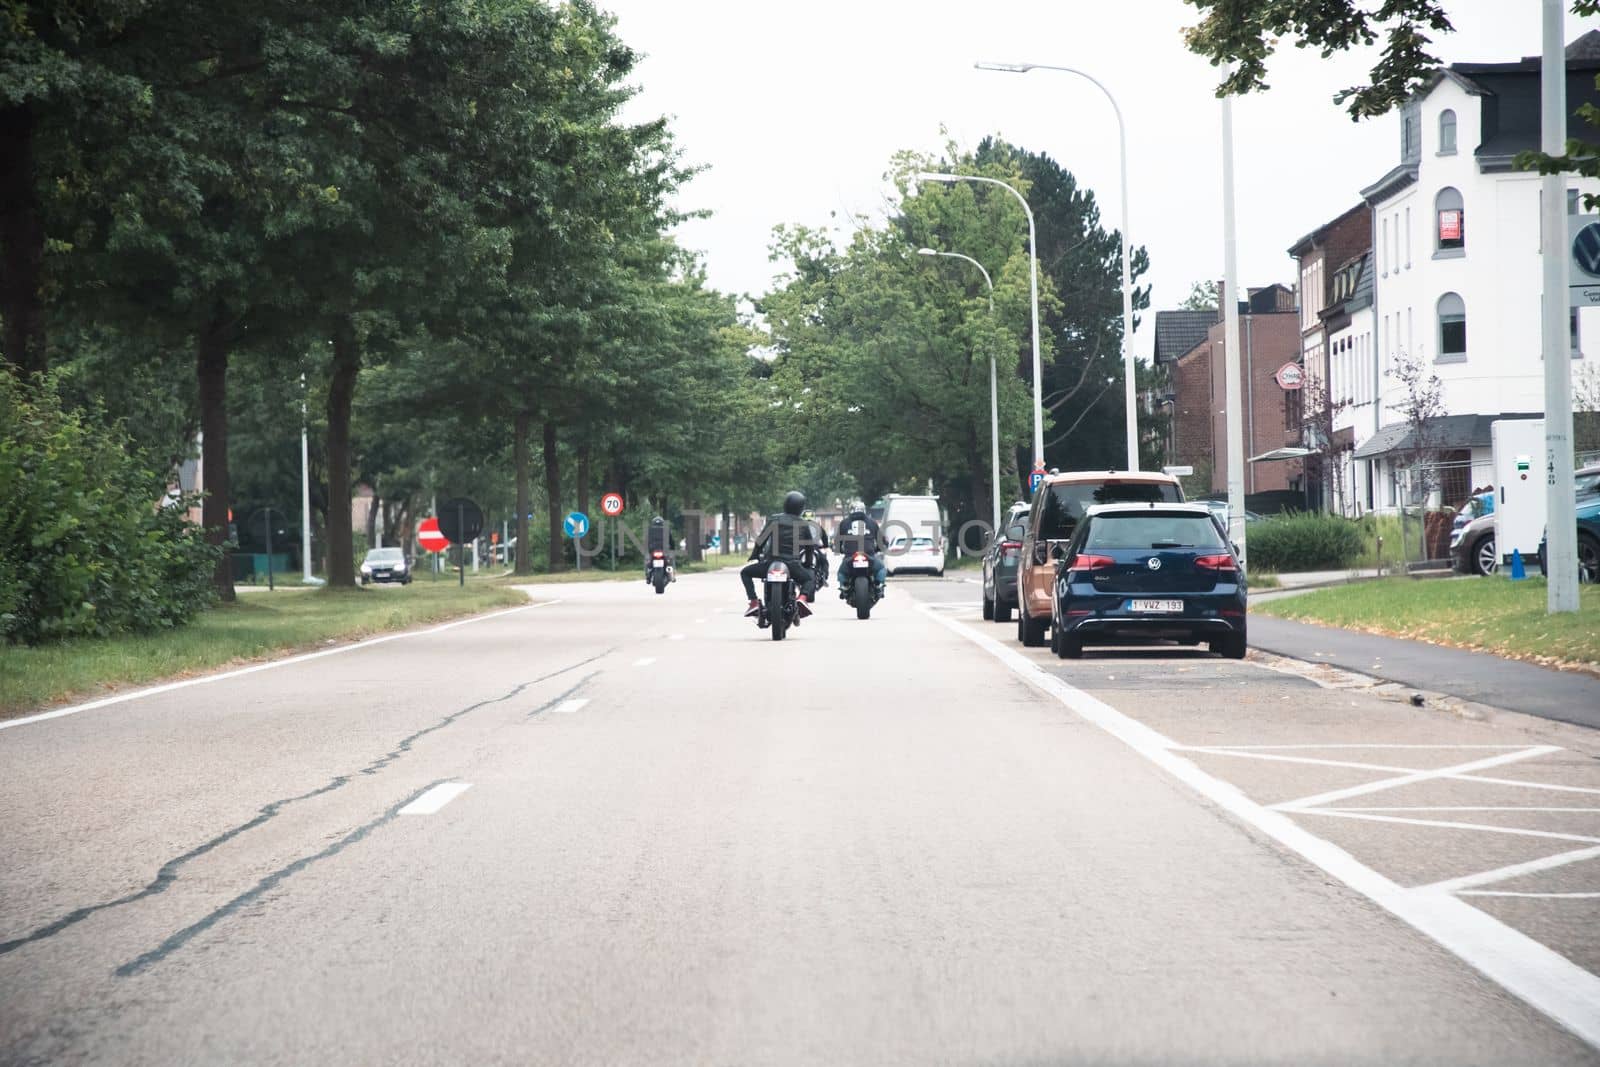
[1194, 554, 1237, 572]
[652, 550, 664, 559]
[1068, 553, 1115, 571]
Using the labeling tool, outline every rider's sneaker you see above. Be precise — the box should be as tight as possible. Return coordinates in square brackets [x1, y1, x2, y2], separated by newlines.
[743, 598, 761, 618]
[796, 599, 813, 618]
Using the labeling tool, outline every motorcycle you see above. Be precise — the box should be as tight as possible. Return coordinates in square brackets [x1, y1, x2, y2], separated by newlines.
[757, 559, 800, 640]
[841, 551, 882, 620]
[648, 550, 672, 594]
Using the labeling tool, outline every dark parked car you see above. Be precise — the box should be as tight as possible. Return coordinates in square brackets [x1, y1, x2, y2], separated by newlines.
[359, 546, 413, 585]
[1537, 496, 1600, 583]
[981, 502, 1030, 623]
[1048, 503, 1247, 660]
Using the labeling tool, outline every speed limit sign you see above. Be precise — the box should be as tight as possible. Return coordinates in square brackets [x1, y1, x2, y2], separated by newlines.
[600, 492, 625, 517]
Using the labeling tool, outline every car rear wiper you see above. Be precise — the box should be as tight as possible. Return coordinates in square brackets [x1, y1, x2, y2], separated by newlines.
[1149, 539, 1187, 548]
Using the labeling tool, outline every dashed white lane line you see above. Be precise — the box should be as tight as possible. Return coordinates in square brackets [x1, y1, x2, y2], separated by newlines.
[1, 599, 564, 733]
[633, 658, 657, 668]
[919, 603, 1600, 1052]
[550, 699, 589, 714]
[399, 782, 473, 816]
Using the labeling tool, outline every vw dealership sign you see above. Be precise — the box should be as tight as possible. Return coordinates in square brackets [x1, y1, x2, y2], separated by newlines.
[1570, 217, 1600, 307]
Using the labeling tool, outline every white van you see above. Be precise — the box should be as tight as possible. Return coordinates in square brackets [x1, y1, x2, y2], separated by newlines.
[872, 494, 946, 576]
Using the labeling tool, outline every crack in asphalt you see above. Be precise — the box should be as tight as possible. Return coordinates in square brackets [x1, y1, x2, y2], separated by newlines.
[525, 673, 600, 718]
[0, 648, 615, 959]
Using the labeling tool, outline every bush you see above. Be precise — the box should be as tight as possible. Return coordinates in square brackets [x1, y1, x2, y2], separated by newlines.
[0, 375, 219, 645]
[1247, 511, 1363, 572]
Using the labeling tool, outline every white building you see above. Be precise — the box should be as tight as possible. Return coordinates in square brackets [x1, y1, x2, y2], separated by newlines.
[1343, 32, 1600, 514]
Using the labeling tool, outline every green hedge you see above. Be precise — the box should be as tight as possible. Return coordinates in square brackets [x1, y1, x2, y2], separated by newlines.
[0, 375, 219, 645]
[1247, 511, 1363, 573]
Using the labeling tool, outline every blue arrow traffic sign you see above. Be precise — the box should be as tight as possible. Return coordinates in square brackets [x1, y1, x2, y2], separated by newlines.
[563, 511, 590, 538]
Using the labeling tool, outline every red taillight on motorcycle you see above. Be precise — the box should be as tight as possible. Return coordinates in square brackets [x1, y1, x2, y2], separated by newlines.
[651, 550, 664, 559]
[1194, 554, 1237, 573]
[852, 552, 868, 564]
[1068, 553, 1114, 571]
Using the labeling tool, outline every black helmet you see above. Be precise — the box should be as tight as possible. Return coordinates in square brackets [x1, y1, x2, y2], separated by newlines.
[651, 515, 664, 526]
[783, 491, 806, 516]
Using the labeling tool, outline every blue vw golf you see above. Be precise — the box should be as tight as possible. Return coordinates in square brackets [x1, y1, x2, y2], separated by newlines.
[1049, 503, 1247, 660]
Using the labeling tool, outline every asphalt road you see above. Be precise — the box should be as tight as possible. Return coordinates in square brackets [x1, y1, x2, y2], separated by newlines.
[2, 572, 1597, 1065]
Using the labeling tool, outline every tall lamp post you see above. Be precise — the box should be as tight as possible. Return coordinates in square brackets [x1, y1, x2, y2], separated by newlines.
[975, 60, 1140, 471]
[918, 247, 1002, 530]
[912, 172, 1043, 471]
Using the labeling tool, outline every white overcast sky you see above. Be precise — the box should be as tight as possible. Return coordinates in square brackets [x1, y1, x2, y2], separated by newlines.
[603, 1, 1595, 355]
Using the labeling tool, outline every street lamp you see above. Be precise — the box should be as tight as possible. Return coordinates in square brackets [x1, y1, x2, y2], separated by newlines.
[911, 171, 1043, 471]
[918, 247, 1002, 530]
[974, 60, 1140, 472]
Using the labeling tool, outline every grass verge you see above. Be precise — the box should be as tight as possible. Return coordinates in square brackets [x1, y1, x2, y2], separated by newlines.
[0, 583, 529, 719]
[1253, 575, 1600, 673]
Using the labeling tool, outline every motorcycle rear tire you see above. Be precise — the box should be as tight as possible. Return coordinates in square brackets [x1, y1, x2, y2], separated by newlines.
[854, 576, 872, 620]
[652, 570, 667, 594]
[767, 584, 787, 641]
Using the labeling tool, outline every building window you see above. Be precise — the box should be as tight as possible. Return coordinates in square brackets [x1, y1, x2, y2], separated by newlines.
[1405, 206, 1412, 267]
[1571, 189, 1583, 215]
[1439, 109, 1457, 155]
[1435, 187, 1464, 254]
[1381, 218, 1389, 275]
[1438, 292, 1466, 361]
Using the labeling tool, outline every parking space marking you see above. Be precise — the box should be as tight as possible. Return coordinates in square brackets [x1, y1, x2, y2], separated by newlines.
[1421, 845, 1600, 895]
[399, 782, 472, 816]
[550, 699, 589, 714]
[1271, 746, 1561, 811]
[923, 604, 1600, 1050]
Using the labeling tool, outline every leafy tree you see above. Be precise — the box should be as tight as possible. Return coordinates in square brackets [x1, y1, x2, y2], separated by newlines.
[1180, 280, 1220, 311]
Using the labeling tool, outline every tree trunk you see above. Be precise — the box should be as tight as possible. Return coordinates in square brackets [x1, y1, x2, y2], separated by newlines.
[543, 419, 564, 571]
[0, 107, 46, 376]
[196, 318, 235, 601]
[686, 506, 703, 564]
[721, 503, 732, 555]
[576, 441, 591, 525]
[325, 319, 361, 587]
[365, 490, 380, 547]
[513, 411, 532, 575]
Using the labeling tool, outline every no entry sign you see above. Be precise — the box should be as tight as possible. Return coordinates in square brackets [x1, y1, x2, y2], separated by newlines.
[600, 492, 625, 517]
[417, 517, 448, 553]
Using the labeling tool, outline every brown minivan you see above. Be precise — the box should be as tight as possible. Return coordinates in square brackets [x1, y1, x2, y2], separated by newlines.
[1013, 470, 1185, 646]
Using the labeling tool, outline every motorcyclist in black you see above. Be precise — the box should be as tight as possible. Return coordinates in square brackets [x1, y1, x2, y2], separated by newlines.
[741, 491, 820, 618]
[834, 508, 887, 597]
[644, 515, 674, 582]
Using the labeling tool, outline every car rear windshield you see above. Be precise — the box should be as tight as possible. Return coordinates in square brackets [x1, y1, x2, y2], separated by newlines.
[1038, 481, 1182, 540]
[1084, 513, 1226, 550]
[367, 548, 404, 562]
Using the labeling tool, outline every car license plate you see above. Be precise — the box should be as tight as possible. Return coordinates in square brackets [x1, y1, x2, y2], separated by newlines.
[1129, 599, 1182, 613]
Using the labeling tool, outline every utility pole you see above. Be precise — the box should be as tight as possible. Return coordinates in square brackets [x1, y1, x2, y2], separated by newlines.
[1542, 0, 1579, 613]
[1222, 94, 1247, 566]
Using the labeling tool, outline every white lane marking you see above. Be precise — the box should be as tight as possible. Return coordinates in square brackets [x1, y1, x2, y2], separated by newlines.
[550, 699, 589, 714]
[1420, 845, 1600, 895]
[1332, 807, 1600, 813]
[1185, 744, 1536, 750]
[668, 634, 685, 641]
[633, 658, 657, 668]
[1292, 809, 1600, 846]
[1272, 747, 1561, 811]
[399, 782, 473, 815]
[918, 604, 1600, 1051]
[1, 600, 563, 733]
[1459, 892, 1600, 899]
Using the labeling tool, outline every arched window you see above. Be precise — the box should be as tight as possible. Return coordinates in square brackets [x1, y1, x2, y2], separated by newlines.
[1439, 109, 1457, 155]
[1438, 292, 1467, 360]
[1435, 187, 1464, 253]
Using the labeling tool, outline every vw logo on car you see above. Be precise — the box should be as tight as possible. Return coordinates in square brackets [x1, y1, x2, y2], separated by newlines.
[1146, 557, 1162, 571]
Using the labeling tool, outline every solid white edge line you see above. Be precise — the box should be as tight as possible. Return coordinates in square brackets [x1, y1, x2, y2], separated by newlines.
[916, 603, 1600, 1051]
[398, 782, 473, 815]
[1, 599, 563, 733]
[550, 699, 589, 714]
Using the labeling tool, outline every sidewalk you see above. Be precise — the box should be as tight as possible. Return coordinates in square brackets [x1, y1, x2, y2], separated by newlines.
[1248, 614, 1600, 730]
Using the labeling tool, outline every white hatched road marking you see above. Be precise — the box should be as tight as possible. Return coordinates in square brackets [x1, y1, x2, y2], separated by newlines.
[1420, 845, 1600, 894]
[1270, 747, 1562, 811]
[399, 782, 473, 816]
[1292, 809, 1600, 845]
[550, 699, 589, 714]
[921, 603, 1600, 1051]
[1459, 892, 1600, 899]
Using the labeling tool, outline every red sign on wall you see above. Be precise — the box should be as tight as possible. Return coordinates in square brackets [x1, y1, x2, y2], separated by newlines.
[1439, 210, 1462, 242]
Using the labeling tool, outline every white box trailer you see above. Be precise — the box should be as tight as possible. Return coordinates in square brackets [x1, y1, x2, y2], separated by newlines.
[1491, 418, 1546, 566]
